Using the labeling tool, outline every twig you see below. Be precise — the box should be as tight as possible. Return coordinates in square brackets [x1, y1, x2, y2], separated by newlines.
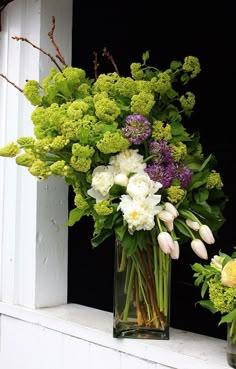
[102, 47, 120, 75]
[12, 36, 63, 72]
[0, 73, 23, 92]
[93, 51, 99, 80]
[48, 16, 67, 66]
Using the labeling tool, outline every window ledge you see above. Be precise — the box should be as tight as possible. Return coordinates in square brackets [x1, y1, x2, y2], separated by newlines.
[0, 302, 228, 369]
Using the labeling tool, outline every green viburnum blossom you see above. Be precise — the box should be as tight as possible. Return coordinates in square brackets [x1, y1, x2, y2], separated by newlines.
[167, 186, 185, 203]
[94, 200, 113, 216]
[0, 48, 227, 258]
[0, 142, 20, 157]
[171, 142, 187, 161]
[206, 170, 224, 190]
[74, 192, 89, 210]
[152, 120, 172, 141]
[131, 91, 155, 116]
[23, 80, 42, 106]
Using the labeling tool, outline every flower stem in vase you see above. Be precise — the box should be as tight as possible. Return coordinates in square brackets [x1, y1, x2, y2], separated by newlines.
[113, 237, 171, 339]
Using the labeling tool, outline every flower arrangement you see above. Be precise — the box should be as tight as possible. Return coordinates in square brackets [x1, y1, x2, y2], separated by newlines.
[0, 20, 227, 338]
[192, 251, 236, 366]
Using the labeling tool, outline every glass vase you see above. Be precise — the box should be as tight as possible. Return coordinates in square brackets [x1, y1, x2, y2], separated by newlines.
[113, 232, 171, 339]
[227, 319, 236, 368]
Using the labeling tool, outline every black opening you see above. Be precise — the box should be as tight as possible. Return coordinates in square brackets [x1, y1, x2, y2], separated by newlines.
[68, 1, 235, 339]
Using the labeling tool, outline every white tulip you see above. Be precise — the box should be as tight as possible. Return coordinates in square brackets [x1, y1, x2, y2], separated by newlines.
[191, 239, 208, 260]
[164, 202, 179, 218]
[186, 218, 200, 231]
[157, 232, 175, 254]
[170, 241, 180, 259]
[199, 224, 215, 244]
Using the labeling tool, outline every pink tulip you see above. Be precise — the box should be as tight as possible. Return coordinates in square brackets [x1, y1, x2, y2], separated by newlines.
[191, 239, 208, 260]
[199, 225, 215, 244]
[157, 232, 175, 254]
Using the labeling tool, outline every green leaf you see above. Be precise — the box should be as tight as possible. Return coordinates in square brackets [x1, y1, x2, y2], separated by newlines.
[174, 219, 191, 238]
[180, 73, 190, 84]
[109, 184, 125, 197]
[91, 229, 113, 248]
[170, 60, 182, 70]
[193, 189, 209, 205]
[197, 300, 217, 314]
[115, 224, 127, 241]
[188, 171, 208, 190]
[122, 231, 138, 256]
[142, 50, 150, 65]
[66, 207, 85, 226]
[219, 308, 236, 325]
[199, 154, 212, 171]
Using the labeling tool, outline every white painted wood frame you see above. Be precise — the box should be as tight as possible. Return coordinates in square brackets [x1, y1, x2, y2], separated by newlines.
[0, 0, 72, 308]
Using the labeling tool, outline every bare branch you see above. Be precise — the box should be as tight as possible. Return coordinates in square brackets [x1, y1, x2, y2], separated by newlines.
[0, 73, 23, 92]
[102, 47, 120, 75]
[12, 36, 63, 72]
[93, 51, 99, 80]
[48, 16, 67, 66]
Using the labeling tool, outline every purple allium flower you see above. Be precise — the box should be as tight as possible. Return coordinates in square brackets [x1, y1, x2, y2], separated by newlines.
[149, 140, 173, 166]
[175, 164, 192, 188]
[122, 114, 151, 145]
[145, 163, 175, 188]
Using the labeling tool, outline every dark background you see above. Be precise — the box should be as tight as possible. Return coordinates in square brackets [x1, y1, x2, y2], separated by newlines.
[68, 1, 235, 339]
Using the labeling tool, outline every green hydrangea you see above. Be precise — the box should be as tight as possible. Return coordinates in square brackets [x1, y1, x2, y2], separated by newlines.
[50, 136, 70, 151]
[0, 142, 20, 157]
[23, 80, 42, 106]
[167, 186, 185, 203]
[152, 120, 172, 141]
[29, 159, 50, 179]
[171, 142, 187, 161]
[62, 66, 86, 84]
[183, 56, 201, 78]
[94, 200, 113, 216]
[17, 137, 35, 147]
[209, 279, 236, 314]
[131, 91, 155, 115]
[50, 160, 69, 176]
[93, 73, 119, 93]
[206, 170, 224, 190]
[74, 192, 89, 210]
[15, 150, 35, 167]
[72, 143, 95, 158]
[67, 100, 89, 120]
[180, 92, 196, 113]
[96, 131, 129, 154]
[94, 97, 120, 123]
[130, 63, 144, 80]
[151, 72, 171, 95]
[114, 77, 137, 98]
[70, 156, 92, 172]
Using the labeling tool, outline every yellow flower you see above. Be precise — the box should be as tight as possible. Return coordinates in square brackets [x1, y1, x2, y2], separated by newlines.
[221, 260, 236, 287]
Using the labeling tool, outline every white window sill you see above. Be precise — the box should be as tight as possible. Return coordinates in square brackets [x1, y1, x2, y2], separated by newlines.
[0, 302, 228, 369]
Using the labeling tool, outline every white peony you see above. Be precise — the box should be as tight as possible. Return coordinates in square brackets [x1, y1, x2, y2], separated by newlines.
[118, 194, 162, 233]
[87, 165, 114, 202]
[109, 149, 146, 175]
[127, 172, 162, 200]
